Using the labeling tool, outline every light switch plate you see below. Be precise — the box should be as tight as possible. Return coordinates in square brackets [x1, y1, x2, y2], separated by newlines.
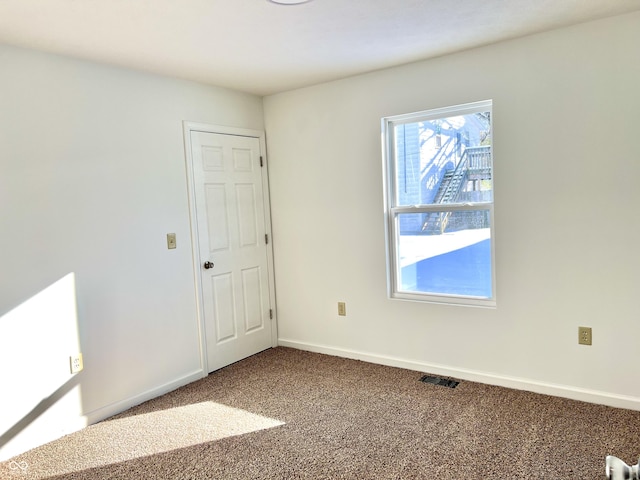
[167, 233, 177, 249]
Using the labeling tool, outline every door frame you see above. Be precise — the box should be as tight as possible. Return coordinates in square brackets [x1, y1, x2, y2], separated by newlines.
[182, 121, 278, 374]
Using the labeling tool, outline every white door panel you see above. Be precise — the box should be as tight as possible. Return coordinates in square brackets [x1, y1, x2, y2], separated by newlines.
[189, 130, 273, 372]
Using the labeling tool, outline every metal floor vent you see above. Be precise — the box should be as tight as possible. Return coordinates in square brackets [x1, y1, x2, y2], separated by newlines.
[420, 375, 459, 389]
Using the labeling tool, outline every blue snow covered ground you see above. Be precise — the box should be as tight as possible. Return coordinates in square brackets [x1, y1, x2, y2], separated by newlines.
[401, 239, 492, 298]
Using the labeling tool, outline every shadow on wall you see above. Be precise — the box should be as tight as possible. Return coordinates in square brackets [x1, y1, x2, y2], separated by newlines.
[0, 273, 86, 461]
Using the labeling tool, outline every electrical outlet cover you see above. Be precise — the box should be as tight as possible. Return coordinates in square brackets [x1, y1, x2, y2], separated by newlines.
[70, 353, 84, 374]
[578, 327, 592, 346]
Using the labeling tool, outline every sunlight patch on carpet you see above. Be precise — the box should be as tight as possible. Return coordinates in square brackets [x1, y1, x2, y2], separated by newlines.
[12, 402, 285, 478]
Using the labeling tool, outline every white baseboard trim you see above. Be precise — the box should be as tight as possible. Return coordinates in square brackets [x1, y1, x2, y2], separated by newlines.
[278, 338, 640, 411]
[83, 369, 206, 425]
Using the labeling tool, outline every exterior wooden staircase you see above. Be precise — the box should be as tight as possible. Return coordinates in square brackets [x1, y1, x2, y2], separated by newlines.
[421, 146, 491, 234]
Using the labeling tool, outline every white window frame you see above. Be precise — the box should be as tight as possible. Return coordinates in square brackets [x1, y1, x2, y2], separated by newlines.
[381, 100, 496, 308]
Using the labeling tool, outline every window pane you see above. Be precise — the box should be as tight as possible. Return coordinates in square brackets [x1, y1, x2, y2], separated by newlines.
[397, 211, 492, 298]
[383, 100, 495, 306]
[393, 111, 492, 207]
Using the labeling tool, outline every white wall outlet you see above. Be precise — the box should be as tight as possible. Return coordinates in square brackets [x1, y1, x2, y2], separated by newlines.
[578, 326, 592, 346]
[70, 353, 83, 374]
[338, 302, 346, 316]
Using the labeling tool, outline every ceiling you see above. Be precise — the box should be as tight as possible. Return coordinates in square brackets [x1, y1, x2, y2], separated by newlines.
[0, 0, 638, 96]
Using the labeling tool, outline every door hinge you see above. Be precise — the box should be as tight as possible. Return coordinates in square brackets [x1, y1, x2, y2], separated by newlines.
[260, 156, 264, 167]
[269, 309, 273, 320]
[265, 233, 269, 245]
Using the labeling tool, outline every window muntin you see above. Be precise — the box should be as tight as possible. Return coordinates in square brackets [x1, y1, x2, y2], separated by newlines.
[383, 100, 495, 306]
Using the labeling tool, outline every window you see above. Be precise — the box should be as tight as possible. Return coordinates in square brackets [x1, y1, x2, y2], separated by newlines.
[382, 100, 495, 307]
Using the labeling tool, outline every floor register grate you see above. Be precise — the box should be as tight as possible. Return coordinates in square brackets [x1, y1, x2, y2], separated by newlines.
[420, 375, 459, 389]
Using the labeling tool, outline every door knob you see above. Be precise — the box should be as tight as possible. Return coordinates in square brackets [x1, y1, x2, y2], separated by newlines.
[203, 261, 214, 269]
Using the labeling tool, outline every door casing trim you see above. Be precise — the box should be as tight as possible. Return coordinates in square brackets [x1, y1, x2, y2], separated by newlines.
[182, 121, 278, 374]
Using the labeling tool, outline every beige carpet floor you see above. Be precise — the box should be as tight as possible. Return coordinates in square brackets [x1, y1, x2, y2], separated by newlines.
[2, 347, 640, 479]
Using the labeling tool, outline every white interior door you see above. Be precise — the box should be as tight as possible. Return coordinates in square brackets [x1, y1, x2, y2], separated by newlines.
[188, 128, 275, 373]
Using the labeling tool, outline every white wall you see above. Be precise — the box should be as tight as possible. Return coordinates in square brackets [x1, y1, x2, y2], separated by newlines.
[264, 12, 640, 409]
[0, 44, 264, 460]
